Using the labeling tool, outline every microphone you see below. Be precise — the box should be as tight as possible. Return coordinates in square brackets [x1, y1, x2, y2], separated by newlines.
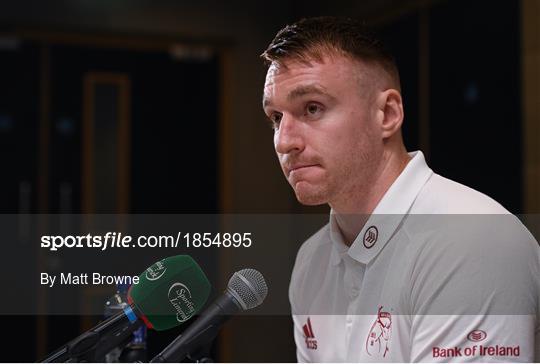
[150, 268, 268, 363]
[41, 255, 211, 362]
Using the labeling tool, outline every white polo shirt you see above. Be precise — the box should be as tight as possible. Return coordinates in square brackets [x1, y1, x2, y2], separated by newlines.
[289, 151, 540, 362]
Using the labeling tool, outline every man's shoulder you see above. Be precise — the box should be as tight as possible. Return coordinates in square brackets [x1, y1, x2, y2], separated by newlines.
[404, 173, 534, 254]
[413, 173, 510, 214]
[400, 175, 539, 315]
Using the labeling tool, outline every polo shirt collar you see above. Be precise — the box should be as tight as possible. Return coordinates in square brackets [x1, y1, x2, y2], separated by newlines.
[329, 151, 433, 266]
[329, 214, 350, 265]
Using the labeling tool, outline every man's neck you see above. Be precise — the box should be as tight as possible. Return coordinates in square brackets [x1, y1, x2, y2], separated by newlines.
[331, 149, 411, 245]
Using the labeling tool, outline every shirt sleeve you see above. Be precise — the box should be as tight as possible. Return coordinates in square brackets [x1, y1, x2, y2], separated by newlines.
[407, 215, 540, 362]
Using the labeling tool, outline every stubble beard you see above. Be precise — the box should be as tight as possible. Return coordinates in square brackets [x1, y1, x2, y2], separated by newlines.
[292, 179, 331, 206]
[327, 148, 379, 212]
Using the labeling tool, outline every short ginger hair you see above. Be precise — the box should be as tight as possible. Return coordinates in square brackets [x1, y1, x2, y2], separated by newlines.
[261, 16, 401, 90]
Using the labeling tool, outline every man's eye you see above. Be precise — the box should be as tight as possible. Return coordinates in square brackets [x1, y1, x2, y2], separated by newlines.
[270, 113, 282, 125]
[306, 103, 322, 115]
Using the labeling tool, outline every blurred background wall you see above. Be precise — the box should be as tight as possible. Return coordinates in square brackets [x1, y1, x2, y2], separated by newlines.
[0, 0, 539, 361]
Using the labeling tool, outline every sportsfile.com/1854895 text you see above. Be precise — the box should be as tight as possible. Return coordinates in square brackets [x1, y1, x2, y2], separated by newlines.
[40, 232, 253, 251]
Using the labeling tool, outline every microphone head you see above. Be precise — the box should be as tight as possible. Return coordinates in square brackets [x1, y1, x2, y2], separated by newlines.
[227, 269, 268, 310]
[129, 255, 211, 331]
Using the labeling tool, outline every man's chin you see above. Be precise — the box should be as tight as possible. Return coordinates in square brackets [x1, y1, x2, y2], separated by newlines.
[293, 183, 328, 206]
[297, 198, 326, 206]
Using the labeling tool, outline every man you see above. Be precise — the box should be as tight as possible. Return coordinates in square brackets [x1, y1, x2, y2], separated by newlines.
[261, 17, 539, 362]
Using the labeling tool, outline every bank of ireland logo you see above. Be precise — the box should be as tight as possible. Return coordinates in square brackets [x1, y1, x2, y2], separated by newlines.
[168, 282, 196, 323]
[146, 260, 167, 281]
[363, 226, 378, 249]
[365, 306, 392, 358]
[467, 330, 487, 342]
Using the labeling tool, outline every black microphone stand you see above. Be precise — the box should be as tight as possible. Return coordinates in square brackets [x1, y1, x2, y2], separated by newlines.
[149, 293, 237, 363]
[184, 345, 215, 363]
[41, 310, 143, 362]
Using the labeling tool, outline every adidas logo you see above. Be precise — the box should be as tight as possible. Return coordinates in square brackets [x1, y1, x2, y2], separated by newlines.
[302, 317, 318, 350]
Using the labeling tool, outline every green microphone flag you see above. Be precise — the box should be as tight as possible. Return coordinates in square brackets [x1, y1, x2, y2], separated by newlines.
[129, 255, 211, 331]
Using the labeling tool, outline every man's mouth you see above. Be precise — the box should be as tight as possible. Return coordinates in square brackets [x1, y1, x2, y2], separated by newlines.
[287, 164, 319, 176]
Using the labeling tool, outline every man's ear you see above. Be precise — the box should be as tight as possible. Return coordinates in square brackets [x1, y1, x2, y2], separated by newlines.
[377, 89, 404, 139]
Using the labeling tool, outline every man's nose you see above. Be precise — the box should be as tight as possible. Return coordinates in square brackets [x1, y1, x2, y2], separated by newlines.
[274, 115, 304, 155]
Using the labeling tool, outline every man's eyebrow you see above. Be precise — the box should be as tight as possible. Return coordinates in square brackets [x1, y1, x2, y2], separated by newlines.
[287, 84, 332, 102]
[262, 84, 334, 109]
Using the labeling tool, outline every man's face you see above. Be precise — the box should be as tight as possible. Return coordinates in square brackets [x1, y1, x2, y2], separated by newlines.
[263, 54, 384, 207]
